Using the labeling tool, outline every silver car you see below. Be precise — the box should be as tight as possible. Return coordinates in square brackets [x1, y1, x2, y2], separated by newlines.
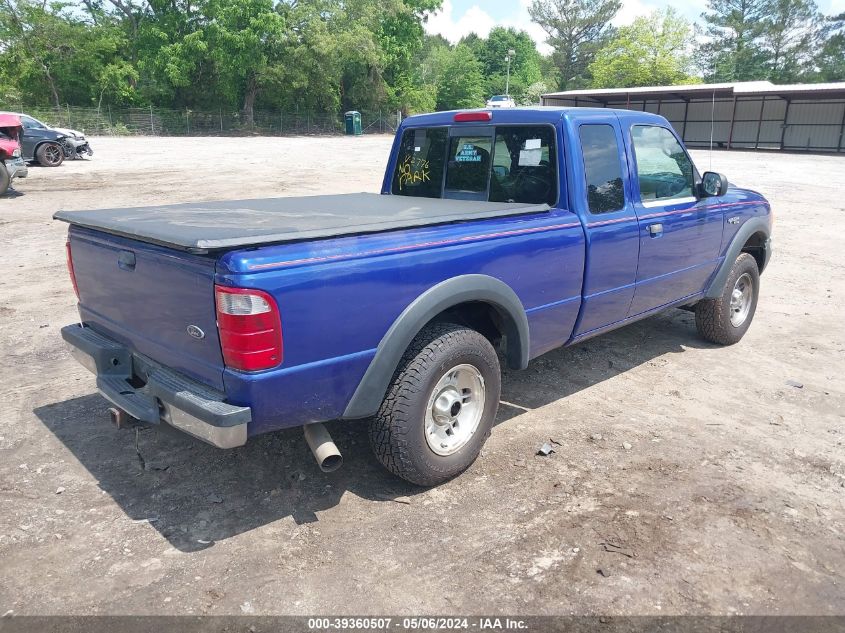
[485, 95, 516, 108]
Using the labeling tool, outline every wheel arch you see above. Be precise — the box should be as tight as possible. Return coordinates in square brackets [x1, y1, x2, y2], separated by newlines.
[34, 139, 60, 151]
[342, 274, 529, 420]
[740, 230, 768, 273]
[705, 217, 771, 299]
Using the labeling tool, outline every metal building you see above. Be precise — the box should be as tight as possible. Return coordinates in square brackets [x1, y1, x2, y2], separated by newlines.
[541, 81, 845, 153]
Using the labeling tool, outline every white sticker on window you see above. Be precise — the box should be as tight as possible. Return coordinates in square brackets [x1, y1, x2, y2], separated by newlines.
[519, 148, 542, 166]
[524, 138, 542, 150]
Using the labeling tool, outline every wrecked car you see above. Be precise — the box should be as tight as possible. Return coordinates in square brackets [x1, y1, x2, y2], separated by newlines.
[0, 114, 28, 194]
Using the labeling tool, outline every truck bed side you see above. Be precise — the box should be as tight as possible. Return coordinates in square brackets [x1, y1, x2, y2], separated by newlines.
[218, 211, 585, 435]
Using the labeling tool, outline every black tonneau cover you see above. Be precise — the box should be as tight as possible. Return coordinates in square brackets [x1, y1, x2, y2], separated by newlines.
[54, 193, 550, 253]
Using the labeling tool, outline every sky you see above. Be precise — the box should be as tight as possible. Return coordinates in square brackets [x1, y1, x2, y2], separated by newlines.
[424, 0, 845, 55]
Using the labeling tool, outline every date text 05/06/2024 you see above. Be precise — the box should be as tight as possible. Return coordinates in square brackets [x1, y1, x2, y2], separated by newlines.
[307, 617, 528, 630]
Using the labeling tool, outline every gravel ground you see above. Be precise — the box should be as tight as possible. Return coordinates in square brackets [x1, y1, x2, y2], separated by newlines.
[0, 136, 843, 616]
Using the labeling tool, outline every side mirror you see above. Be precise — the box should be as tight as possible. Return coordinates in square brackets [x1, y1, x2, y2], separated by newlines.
[700, 171, 729, 198]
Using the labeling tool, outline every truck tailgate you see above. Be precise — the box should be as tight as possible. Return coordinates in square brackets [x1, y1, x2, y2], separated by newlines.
[69, 226, 225, 390]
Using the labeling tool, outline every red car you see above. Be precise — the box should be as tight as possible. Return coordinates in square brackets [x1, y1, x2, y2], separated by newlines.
[0, 114, 29, 195]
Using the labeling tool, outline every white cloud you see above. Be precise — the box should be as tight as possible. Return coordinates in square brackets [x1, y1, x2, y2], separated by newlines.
[424, 0, 709, 55]
[612, 0, 655, 25]
[424, 0, 553, 55]
[502, 0, 554, 55]
[424, 1, 497, 43]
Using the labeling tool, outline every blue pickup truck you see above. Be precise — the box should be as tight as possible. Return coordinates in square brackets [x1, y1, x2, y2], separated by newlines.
[58, 107, 772, 485]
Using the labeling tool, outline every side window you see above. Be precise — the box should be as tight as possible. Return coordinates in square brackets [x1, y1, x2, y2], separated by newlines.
[391, 127, 447, 198]
[631, 125, 694, 203]
[579, 124, 625, 214]
[445, 135, 492, 193]
[21, 116, 44, 130]
[489, 125, 557, 206]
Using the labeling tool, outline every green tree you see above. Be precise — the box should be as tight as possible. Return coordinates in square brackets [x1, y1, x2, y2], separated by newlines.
[96, 60, 139, 109]
[698, 0, 822, 82]
[538, 53, 560, 89]
[458, 32, 485, 58]
[520, 80, 552, 105]
[475, 27, 542, 102]
[697, 0, 770, 81]
[589, 9, 699, 88]
[376, 0, 442, 113]
[0, 0, 135, 107]
[815, 12, 845, 80]
[203, 0, 287, 124]
[435, 43, 484, 110]
[126, 0, 216, 108]
[407, 33, 451, 112]
[529, 0, 621, 90]
[762, 0, 821, 82]
[260, 1, 347, 113]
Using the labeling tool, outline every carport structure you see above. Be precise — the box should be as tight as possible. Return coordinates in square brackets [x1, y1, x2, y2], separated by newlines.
[541, 81, 845, 153]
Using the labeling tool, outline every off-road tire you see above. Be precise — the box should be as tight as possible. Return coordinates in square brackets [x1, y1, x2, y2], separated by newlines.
[35, 142, 64, 167]
[695, 252, 759, 345]
[0, 163, 10, 196]
[368, 322, 501, 486]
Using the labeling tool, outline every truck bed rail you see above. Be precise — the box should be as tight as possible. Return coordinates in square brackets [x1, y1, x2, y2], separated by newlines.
[54, 193, 549, 253]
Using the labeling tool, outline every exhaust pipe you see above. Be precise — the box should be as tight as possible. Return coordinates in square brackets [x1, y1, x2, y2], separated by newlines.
[303, 423, 343, 473]
[108, 406, 131, 429]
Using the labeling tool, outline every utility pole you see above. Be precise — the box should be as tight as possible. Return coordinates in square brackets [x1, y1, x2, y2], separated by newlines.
[505, 49, 516, 96]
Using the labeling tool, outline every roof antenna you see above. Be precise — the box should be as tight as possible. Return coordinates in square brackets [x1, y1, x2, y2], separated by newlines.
[709, 89, 716, 172]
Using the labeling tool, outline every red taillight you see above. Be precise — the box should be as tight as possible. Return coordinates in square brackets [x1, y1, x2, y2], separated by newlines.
[454, 111, 492, 122]
[215, 286, 283, 372]
[65, 239, 79, 300]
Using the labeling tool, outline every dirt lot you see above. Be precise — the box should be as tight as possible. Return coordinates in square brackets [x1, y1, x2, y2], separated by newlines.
[0, 136, 843, 616]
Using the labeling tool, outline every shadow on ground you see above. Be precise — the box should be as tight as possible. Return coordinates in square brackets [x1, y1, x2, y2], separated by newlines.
[496, 308, 712, 424]
[34, 308, 711, 552]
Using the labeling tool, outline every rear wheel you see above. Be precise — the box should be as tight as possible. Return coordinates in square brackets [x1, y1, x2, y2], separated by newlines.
[36, 142, 64, 167]
[368, 322, 501, 486]
[0, 163, 10, 195]
[695, 252, 759, 345]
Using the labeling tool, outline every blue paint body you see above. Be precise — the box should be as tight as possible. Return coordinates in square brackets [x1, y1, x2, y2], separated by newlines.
[68, 107, 772, 437]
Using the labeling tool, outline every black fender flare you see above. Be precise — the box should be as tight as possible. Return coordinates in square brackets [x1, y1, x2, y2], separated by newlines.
[705, 217, 771, 298]
[342, 274, 530, 419]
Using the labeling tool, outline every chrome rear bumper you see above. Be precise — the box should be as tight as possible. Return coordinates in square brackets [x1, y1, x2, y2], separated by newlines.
[61, 324, 250, 449]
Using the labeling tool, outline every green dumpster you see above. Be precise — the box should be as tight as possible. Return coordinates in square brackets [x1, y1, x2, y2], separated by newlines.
[344, 111, 362, 136]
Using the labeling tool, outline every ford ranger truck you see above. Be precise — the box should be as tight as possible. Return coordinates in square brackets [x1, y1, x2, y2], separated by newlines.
[57, 108, 773, 486]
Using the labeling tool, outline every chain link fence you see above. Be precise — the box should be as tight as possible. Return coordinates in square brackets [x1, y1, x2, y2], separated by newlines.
[3, 105, 403, 136]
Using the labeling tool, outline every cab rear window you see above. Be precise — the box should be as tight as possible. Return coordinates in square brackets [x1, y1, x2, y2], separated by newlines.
[391, 125, 557, 206]
[392, 127, 448, 199]
[445, 135, 492, 193]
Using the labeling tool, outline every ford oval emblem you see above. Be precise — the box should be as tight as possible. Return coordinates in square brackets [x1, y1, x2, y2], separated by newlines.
[186, 325, 205, 340]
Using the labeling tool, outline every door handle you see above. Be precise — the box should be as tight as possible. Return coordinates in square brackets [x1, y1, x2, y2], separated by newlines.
[118, 250, 136, 271]
[648, 223, 663, 237]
